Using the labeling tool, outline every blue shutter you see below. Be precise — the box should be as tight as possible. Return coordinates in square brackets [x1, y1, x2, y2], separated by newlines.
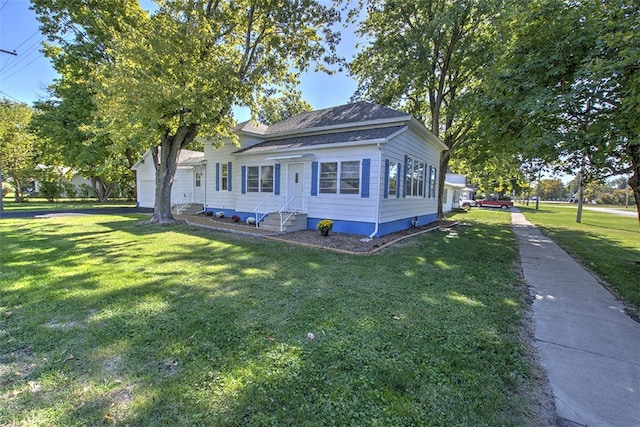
[215, 163, 220, 191]
[403, 155, 408, 198]
[311, 161, 318, 196]
[384, 159, 390, 199]
[361, 158, 370, 198]
[241, 165, 246, 194]
[433, 167, 437, 199]
[274, 164, 281, 195]
[396, 162, 402, 198]
[429, 166, 433, 198]
[228, 162, 232, 191]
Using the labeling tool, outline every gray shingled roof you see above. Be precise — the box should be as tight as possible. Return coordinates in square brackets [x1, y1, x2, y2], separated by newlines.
[263, 102, 409, 135]
[235, 126, 404, 154]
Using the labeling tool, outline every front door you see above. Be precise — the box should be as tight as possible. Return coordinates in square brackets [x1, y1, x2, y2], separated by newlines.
[287, 163, 304, 211]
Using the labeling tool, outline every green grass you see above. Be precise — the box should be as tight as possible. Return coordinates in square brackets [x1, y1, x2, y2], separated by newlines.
[1, 198, 136, 211]
[519, 204, 640, 311]
[1, 211, 536, 426]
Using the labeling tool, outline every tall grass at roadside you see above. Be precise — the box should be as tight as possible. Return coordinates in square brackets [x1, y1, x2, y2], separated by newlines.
[1, 211, 536, 426]
[520, 204, 640, 310]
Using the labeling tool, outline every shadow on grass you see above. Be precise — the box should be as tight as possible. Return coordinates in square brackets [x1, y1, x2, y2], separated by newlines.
[0, 214, 536, 426]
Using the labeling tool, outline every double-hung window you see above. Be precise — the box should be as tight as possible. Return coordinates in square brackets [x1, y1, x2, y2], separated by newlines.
[246, 165, 274, 193]
[221, 163, 228, 190]
[388, 161, 398, 197]
[319, 161, 360, 195]
[405, 156, 426, 197]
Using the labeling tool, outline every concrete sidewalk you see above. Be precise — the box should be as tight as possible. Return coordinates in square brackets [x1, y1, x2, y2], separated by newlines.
[512, 210, 640, 426]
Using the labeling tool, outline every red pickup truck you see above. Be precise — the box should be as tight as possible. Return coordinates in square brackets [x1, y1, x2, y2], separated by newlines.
[476, 197, 514, 210]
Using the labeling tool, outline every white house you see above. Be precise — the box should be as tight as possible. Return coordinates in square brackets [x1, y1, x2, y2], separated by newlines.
[134, 102, 448, 236]
[132, 149, 206, 209]
[442, 173, 475, 212]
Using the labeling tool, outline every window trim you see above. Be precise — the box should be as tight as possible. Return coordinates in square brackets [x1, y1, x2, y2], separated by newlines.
[317, 160, 361, 196]
[245, 164, 275, 193]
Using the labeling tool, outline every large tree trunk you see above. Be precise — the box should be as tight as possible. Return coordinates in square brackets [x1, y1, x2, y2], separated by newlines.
[437, 149, 450, 220]
[628, 143, 640, 226]
[149, 123, 198, 224]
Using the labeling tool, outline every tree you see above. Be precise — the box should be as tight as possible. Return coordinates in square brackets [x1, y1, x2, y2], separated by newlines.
[350, 0, 503, 219]
[0, 100, 37, 204]
[474, 0, 639, 223]
[32, 0, 155, 202]
[257, 90, 313, 125]
[35, 0, 340, 224]
[536, 179, 569, 201]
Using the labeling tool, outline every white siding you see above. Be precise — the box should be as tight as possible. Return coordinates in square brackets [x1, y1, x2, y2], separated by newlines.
[134, 153, 157, 208]
[379, 128, 442, 223]
[204, 142, 240, 211]
[171, 168, 195, 205]
[305, 145, 379, 222]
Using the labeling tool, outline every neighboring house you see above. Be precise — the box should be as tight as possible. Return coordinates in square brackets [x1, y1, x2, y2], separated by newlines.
[442, 173, 475, 212]
[34, 165, 93, 197]
[134, 102, 448, 236]
[132, 149, 206, 209]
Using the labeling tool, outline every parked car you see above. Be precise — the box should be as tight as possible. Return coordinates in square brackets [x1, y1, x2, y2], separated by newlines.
[476, 197, 514, 210]
[460, 199, 476, 210]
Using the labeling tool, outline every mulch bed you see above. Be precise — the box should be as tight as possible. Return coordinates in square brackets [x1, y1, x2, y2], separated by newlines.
[265, 220, 458, 254]
[182, 214, 458, 254]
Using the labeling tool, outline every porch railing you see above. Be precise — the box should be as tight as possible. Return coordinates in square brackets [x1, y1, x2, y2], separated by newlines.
[254, 195, 276, 227]
[278, 197, 303, 232]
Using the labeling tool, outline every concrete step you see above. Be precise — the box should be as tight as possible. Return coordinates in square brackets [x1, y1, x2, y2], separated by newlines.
[172, 203, 204, 215]
[259, 212, 307, 232]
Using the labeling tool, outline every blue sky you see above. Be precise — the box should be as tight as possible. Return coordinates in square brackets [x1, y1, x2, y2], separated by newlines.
[0, 0, 359, 122]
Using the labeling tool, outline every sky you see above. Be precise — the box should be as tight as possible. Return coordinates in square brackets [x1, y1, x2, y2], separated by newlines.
[0, 0, 360, 122]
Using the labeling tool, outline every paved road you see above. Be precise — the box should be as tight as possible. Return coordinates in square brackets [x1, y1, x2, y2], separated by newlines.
[584, 207, 638, 218]
[0, 207, 153, 219]
[512, 209, 640, 426]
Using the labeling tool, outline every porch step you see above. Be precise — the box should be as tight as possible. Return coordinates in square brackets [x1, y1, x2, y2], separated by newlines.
[172, 203, 204, 215]
[259, 212, 307, 232]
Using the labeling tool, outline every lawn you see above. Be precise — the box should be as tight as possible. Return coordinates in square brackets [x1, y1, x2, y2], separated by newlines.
[519, 204, 640, 311]
[1, 211, 538, 426]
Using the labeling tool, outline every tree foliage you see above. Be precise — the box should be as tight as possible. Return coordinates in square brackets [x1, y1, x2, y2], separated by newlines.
[350, 0, 503, 218]
[31, 0, 146, 202]
[256, 90, 313, 125]
[474, 0, 639, 221]
[33, 0, 340, 222]
[0, 100, 37, 203]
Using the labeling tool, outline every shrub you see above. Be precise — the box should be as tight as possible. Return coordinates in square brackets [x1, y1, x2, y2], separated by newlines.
[316, 219, 333, 232]
[231, 215, 241, 222]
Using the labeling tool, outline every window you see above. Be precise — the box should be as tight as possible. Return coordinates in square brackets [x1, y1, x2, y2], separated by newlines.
[195, 172, 201, 187]
[221, 163, 228, 190]
[340, 161, 360, 194]
[388, 161, 397, 196]
[429, 166, 437, 199]
[405, 156, 425, 197]
[319, 161, 360, 195]
[260, 165, 273, 192]
[246, 165, 274, 193]
[319, 162, 337, 194]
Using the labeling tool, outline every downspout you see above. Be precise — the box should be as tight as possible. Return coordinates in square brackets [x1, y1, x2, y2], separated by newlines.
[199, 161, 207, 214]
[365, 147, 383, 240]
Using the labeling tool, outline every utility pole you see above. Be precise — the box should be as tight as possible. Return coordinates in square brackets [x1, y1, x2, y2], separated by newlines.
[0, 48, 17, 56]
[576, 171, 584, 223]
